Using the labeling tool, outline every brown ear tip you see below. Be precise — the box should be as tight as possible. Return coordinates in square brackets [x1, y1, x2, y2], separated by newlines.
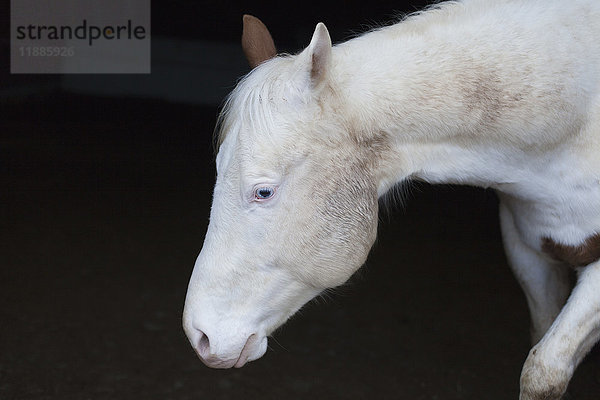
[243, 14, 257, 23]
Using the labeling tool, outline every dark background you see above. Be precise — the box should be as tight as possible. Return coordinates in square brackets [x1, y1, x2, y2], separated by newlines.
[2, 1, 599, 399]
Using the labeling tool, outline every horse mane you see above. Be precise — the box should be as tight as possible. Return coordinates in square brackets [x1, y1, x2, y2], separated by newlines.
[214, 55, 300, 154]
[213, 0, 513, 154]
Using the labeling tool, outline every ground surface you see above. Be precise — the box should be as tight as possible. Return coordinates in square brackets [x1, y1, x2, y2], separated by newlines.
[2, 95, 599, 399]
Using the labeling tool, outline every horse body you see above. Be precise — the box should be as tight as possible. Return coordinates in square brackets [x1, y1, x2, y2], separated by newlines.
[183, 1, 600, 398]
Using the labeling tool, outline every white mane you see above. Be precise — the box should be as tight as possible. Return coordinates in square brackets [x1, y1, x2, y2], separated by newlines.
[215, 55, 312, 149]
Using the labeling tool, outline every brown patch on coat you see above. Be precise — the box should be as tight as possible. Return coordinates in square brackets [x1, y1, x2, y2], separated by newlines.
[464, 77, 504, 124]
[460, 70, 526, 129]
[541, 234, 600, 267]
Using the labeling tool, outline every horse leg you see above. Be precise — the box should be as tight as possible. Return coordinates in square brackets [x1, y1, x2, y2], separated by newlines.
[499, 201, 571, 344]
[519, 260, 600, 399]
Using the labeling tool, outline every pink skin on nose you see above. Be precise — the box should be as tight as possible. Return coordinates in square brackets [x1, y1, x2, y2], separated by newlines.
[193, 330, 258, 369]
[234, 334, 258, 368]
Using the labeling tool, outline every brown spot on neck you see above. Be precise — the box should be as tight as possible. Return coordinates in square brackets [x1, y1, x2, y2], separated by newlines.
[541, 234, 600, 267]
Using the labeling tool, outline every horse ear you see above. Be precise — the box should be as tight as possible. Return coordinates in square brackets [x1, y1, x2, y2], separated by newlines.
[306, 22, 332, 86]
[241, 15, 277, 68]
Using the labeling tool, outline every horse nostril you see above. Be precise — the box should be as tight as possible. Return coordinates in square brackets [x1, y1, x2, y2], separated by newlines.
[197, 331, 211, 358]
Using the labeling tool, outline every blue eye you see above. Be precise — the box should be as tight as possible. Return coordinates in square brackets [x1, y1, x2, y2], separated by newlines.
[254, 187, 275, 200]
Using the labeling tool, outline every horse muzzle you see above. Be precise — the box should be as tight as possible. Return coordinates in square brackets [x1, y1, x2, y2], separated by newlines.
[183, 318, 268, 368]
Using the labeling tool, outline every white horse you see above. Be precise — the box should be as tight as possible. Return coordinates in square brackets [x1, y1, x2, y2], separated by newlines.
[183, 1, 600, 398]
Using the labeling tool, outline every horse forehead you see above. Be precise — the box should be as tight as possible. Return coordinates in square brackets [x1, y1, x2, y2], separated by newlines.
[238, 135, 309, 174]
[236, 111, 311, 152]
[215, 130, 292, 177]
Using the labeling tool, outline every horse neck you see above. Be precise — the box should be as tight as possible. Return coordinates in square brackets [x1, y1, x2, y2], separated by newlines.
[329, 24, 584, 199]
